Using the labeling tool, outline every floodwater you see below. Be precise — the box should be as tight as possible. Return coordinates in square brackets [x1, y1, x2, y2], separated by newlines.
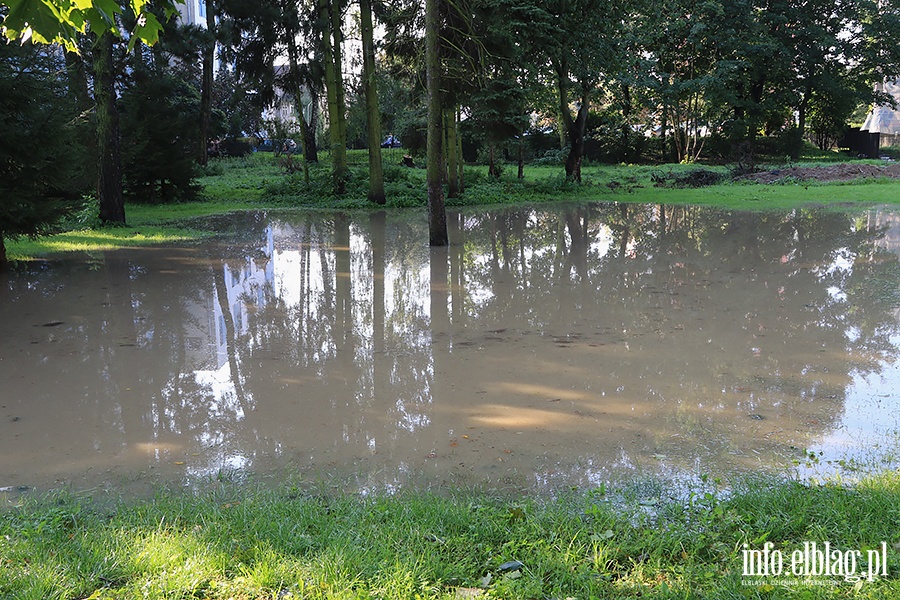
[2, 204, 900, 498]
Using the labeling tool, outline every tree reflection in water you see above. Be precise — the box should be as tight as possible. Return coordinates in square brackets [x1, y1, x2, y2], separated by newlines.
[2, 204, 900, 495]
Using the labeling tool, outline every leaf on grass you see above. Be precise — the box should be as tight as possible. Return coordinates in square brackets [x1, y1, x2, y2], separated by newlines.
[507, 507, 526, 521]
[499, 560, 524, 572]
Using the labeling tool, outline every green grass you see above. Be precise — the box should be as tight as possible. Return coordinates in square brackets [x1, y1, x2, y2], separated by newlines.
[8, 150, 900, 262]
[3, 472, 900, 599]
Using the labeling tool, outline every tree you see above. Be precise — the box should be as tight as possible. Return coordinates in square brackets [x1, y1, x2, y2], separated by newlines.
[219, 0, 322, 165]
[120, 69, 203, 202]
[93, 30, 125, 223]
[319, 0, 349, 194]
[0, 42, 83, 269]
[198, 0, 218, 166]
[426, 0, 447, 246]
[360, 0, 385, 204]
[526, 0, 628, 181]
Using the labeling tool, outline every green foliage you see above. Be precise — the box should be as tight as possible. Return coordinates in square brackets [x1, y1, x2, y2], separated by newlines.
[4, 473, 900, 598]
[0, 41, 84, 248]
[120, 70, 203, 203]
[0, 0, 178, 52]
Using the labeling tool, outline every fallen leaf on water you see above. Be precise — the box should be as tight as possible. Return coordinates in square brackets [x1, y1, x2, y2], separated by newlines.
[174, 461, 185, 465]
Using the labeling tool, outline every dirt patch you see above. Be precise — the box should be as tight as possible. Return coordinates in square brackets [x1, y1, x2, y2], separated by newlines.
[742, 162, 900, 184]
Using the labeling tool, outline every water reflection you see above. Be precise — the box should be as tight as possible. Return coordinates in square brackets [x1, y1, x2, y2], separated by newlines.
[2, 204, 900, 496]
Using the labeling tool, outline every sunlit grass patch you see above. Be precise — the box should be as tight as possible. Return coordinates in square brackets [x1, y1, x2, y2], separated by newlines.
[7, 226, 212, 260]
[3, 472, 900, 599]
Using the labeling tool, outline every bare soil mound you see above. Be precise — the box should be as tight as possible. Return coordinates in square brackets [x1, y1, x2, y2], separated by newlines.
[743, 162, 900, 184]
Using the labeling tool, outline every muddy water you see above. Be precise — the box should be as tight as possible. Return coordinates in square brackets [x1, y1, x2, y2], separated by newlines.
[3, 204, 900, 497]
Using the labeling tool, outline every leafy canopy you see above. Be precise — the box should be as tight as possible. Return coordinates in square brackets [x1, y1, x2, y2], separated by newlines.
[0, 0, 181, 51]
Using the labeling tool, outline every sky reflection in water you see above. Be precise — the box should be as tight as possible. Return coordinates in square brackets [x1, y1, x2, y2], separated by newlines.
[2, 204, 900, 496]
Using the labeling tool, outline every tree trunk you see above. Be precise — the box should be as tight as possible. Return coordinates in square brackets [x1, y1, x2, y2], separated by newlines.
[0, 233, 6, 271]
[555, 61, 587, 182]
[446, 108, 458, 198]
[198, 0, 216, 166]
[360, 0, 385, 204]
[517, 134, 524, 179]
[564, 100, 588, 182]
[94, 33, 125, 224]
[319, 0, 347, 194]
[426, 0, 448, 246]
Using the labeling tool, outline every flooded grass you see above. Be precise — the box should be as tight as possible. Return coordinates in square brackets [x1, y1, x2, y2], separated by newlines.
[3, 472, 900, 599]
[5, 171, 900, 598]
[8, 153, 900, 263]
[5, 227, 214, 261]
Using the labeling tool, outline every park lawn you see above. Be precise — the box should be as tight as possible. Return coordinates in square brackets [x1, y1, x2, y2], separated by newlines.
[2, 470, 900, 599]
[8, 152, 900, 261]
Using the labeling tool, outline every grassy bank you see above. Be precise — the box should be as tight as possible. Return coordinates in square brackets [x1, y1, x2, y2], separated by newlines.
[2, 472, 899, 599]
[8, 150, 900, 261]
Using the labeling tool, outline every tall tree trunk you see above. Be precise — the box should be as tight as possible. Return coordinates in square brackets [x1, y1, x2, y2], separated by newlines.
[564, 99, 588, 182]
[360, 0, 385, 204]
[555, 61, 587, 182]
[94, 33, 125, 224]
[319, 0, 347, 194]
[0, 234, 6, 271]
[426, 0, 448, 246]
[198, 0, 216, 166]
[446, 108, 458, 197]
[517, 134, 524, 179]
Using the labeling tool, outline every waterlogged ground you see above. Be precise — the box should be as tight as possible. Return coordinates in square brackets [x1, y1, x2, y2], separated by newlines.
[2, 204, 900, 498]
